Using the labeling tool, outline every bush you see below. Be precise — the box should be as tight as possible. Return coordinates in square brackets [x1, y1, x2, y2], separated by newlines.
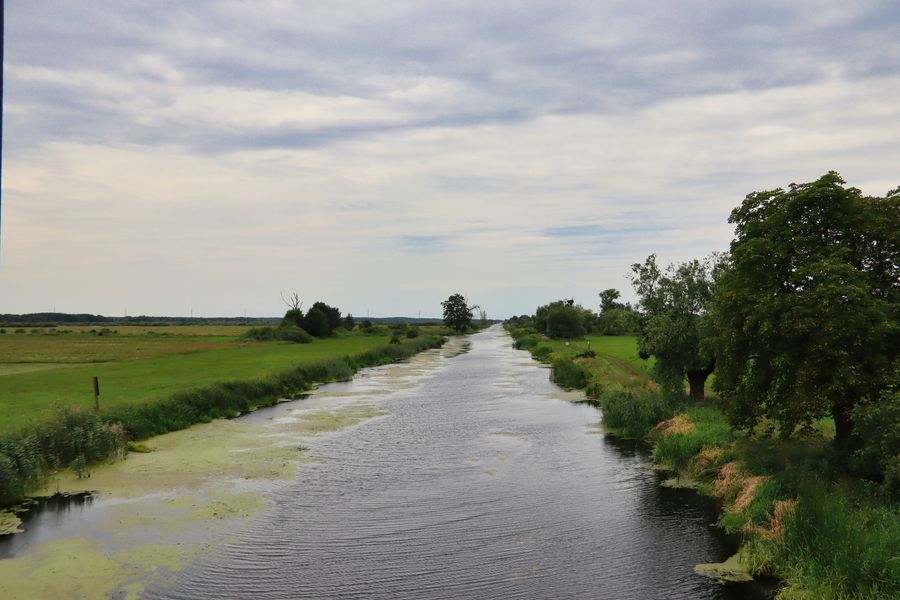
[651, 406, 734, 469]
[406, 327, 420, 339]
[767, 484, 900, 599]
[599, 390, 675, 439]
[551, 357, 590, 389]
[851, 385, 900, 500]
[242, 325, 313, 343]
[513, 334, 541, 350]
[531, 344, 553, 361]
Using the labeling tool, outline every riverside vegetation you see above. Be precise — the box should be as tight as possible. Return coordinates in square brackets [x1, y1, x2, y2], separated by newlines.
[0, 315, 448, 509]
[507, 173, 899, 600]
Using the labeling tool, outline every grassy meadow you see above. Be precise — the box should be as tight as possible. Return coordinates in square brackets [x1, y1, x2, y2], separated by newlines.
[0, 326, 399, 431]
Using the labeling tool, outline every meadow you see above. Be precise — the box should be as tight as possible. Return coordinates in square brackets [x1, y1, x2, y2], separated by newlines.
[0, 326, 398, 431]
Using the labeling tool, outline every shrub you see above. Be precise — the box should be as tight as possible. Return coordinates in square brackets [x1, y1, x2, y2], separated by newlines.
[551, 357, 590, 389]
[851, 385, 900, 501]
[242, 325, 313, 343]
[531, 344, 553, 361]
[651, 406, 733, 469]
[768, 484, 900, 599]
[599, 390, 675, 439]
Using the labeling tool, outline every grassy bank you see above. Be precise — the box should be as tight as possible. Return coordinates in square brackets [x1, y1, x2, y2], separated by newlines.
[0, 330, 445, 508]
[506, 325, 899, 600]
[0, 327, 437, 431]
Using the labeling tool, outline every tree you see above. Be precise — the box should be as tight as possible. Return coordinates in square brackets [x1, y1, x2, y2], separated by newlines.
[596, 288, 640, 335]
[599, 289, 625, 313]
[309, 301, 342, 334]
[303, 307, 330, 337]
[442, 293, 474, 332]
[712, 172, 899, 447]
[343, 313, 355, 330]
[533, 299, 594, 338]
[631, 253, 723, 400]
[545, 303, 586, 338]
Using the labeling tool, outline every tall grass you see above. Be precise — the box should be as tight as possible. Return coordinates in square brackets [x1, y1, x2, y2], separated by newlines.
[550, 357, 590, 389]
[651, 405, 734, 469]
[748, 484, 900, 600]
[0, 336, 444, 508]
[598, 389, 676, 439]
[0, 407, 126, 505]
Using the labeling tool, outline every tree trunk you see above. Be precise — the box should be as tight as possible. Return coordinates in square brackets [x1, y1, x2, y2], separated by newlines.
[831, 400, 857, 451]
[686, 368, 712, 401]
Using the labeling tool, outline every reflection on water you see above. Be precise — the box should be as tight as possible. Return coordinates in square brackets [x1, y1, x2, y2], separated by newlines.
[143, 326, 773, 600]
[0, 492, 96, 559]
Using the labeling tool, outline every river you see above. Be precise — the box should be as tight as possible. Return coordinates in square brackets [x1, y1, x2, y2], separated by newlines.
[127, 325, 767, 600]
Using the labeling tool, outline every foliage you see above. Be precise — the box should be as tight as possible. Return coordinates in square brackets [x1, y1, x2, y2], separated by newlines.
[650, 406, 734, 469]
[598, 389, 675, 439]
[851, 380, 900, 500]
[303, 307, 331, 337]
[242, 325, 313, 343]
[712, 172, 900, 445]
[343, 314, 355, 330]
[442, 293, 474, 332]
[534, 299, 594, 338]
[630, 253, 723, 400]
[761, 484, 900, 600]
[551, 357, 590, 389]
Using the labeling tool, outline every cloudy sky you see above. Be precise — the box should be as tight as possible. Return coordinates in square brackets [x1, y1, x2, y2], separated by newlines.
[2, 1, 899, 318]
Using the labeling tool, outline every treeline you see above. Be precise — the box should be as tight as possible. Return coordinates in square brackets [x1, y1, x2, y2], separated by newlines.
[506, 290, 641, 338]
[0, 313, 279, 326]
[0, 335, 445, 508]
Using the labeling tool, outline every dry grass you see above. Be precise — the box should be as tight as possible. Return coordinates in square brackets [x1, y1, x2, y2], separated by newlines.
[652, 414, 696, 436]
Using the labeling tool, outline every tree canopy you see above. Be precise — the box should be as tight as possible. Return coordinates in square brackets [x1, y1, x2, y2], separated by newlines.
[712, 172, 899, 446]
[442, 293, 474, 332]
[631, 253, 723, 400]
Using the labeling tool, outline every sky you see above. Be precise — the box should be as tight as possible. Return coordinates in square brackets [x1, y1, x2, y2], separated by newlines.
[2, 1, 899, 319]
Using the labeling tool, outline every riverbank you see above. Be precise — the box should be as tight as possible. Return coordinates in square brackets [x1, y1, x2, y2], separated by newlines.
[506, 325, 900, 600]
[0, 333, 446, 509]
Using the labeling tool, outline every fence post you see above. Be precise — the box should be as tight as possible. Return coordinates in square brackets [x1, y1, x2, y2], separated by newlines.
[92, 376, 100, 411]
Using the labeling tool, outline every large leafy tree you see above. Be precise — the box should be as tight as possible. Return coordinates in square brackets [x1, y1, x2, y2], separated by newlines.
[712, 172, 899, 447]
[631, 254, 723, 400]
[442, 293, 474, 332]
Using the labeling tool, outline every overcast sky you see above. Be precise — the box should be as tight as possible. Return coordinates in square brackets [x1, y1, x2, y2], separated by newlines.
[2, 1, 899, 318]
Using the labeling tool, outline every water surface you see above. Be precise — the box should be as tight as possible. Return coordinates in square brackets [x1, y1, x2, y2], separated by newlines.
[143, 326, 770, 600]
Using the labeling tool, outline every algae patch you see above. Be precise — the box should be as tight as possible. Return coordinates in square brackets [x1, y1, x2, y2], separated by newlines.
[694, 552, 754, 583]
[0, 510, 23, 535]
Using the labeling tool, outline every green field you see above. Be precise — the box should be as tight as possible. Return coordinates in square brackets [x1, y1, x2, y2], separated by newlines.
[530, 335, 654, 388]
[0, 327, 397, 432]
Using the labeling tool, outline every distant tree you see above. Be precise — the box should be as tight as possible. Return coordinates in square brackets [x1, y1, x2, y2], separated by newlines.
[546, 303, 586, 338]
[534, 299, 593, 338]
[309, 301, 342, 334]
[478, 308, 488, 325]
[442, 293, 474, 332]
[599, 288, 625, 313]
[712, 172, 899, 447]
[303, 307, 330, 337]
[596, 288, 640, 335]
[343, 313, 355, 330]
[631, 253, 724, 400]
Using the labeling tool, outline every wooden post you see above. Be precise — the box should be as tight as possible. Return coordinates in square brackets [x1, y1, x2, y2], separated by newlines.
[92, 376, 100, 411]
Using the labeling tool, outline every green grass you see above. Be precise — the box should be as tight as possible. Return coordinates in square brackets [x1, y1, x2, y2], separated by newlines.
[0, 333, 391, 432]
